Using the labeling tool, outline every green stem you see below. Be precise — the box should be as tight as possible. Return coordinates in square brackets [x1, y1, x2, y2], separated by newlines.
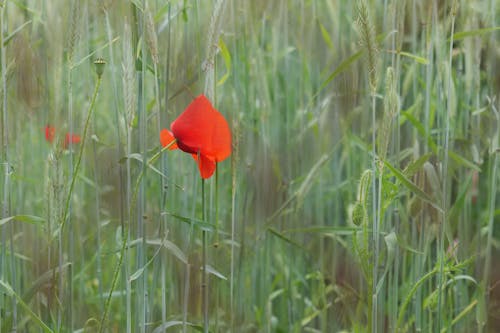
[397, 267, 439, 330]
[100, 141, 174, 333]
[202, 179, 209, 333]
[98, 223, 128, 333]
[437, 2, 457, 330]
[58, 74, 102, 238]
[370, 91, 378, 333]
[482, 101, 499, 327]
[97, 137, 176, 333]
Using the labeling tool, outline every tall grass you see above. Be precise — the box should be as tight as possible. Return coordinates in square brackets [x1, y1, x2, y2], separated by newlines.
[0, 0, 499, 332]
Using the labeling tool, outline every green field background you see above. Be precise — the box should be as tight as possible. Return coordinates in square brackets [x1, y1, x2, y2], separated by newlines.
[0, 0, 499, 332]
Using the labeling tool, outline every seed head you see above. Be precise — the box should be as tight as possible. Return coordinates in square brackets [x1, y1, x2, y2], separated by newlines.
[94, 58, 106, 78]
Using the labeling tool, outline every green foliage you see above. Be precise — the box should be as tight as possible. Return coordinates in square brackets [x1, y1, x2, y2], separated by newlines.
[0, 0, 498, 332]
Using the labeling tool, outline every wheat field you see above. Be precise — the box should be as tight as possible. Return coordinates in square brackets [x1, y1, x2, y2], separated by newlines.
[0, 0, 499, 332]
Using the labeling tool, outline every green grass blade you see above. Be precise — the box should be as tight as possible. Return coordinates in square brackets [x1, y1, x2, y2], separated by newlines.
[452, 26, 500, 40]
[0, 280, 54, 333]
[319, 50, 363, 92]
[0, 215, 45, 227]
[383, 159, 443, 212]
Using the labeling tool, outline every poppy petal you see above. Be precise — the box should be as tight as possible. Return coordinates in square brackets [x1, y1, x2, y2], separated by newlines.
[171, 94, 231, 161]
[64, 133, 81, 149]
[160, 128, 178, 149]
[71, 134, 81, 144]
[191, 153, 216, 179]
[45, 125, 55, 143]
[171, 95, 213, 154]
[207, 108, 231, 162]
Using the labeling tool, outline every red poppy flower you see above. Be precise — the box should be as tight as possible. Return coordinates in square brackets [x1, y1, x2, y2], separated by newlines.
[44, 125, 81, 149]
[160, 94, 231, 179]
[64, 133, 81, 148]
[45, 125, 56, 143]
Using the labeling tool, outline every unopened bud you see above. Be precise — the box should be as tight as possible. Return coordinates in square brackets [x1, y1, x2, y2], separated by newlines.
[94, 58, 106, 78]
[351, 201, 366, 226]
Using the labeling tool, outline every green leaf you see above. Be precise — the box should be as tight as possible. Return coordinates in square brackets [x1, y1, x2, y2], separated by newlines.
[441, 298, 478, 333]
[449, 150, 481, 172]
[403, 153, 432, 178]
[267, 227, 304, 249]
[130, 0, 143, 11]
[3, 20, 32, 46]
[318, 20, 334, 50]
[167, 212, 214, 232]
[453, 26, 500, 41]
[22, 263, 71, 303]
[129, 244, 161, 282]
[402, 110, 438, 153]
[397, 267, 439, 330]
[152, 321, 202, 333]
[383, 159, 443, 212]
[217, 37, 231, 86]
[448, 172, 472, 223]
[0, 280, 54, 333]
[267, 154, 330, 223]
[147, 238, 187, 264]
[376, 231, 398, 293]
[0, 215, 45, 227]
[121, 153, 168, 179]
[282, 226, 361, 235]
[476, 287, 487, 327]
[319, 50, 363, 92]
[301, 307, 326, 327]
[399, 51, 429, 65]
[204, 265, 227, 280]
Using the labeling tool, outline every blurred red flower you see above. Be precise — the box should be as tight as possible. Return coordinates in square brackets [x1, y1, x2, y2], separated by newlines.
[64, 133, 81, 148]
[45, 125, 56, 143]
[160, 94, 231, 179]
[44, 125, 81, 149]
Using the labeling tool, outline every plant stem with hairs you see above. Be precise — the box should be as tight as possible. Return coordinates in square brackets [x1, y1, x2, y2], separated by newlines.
[357, 2, 379, 331]
[482, 99, 499, 332]
[58, 68, 103, 238]
[436, 2, 457, 330]
[202, 179, 209, 333]
[0, 2, 16, 330]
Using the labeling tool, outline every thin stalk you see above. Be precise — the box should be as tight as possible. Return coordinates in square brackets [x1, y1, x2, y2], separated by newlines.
[121, 16, 134, 333]
[59, 75, 102, 236]
[57, 226, 63, 330]
[99, 223, 129, 333]
[103, 12, 128, 326]
[424, 8, 434, 155]
[160, 2, 172, 326]
[0, 1, 14, 329]
[54, 69, 101, 331]
[104, 10, 125, 164]
[7, 182, 15, 333]
[66, 2, 82, 327]
[202, 179, 209, 333]
[230, 148, 236, 331]
[140, 3, 149, 329]
[436, 2, 457, 330]
[67, 44, 74, 333]
[182, 263, 190, 333]
[371, 92, 378, 333]
[482, 101, 499, 330]
[126, 121, 132, 333]
[92, 127, 104, 313]
[98, 140, 175, 333]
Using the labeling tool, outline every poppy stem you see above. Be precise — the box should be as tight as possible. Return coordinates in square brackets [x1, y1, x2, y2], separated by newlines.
[58, 73, 102, 239]
[201, 179, 209, 333]
[215, 164, 219, 245]
[99, 127, 176, 333]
